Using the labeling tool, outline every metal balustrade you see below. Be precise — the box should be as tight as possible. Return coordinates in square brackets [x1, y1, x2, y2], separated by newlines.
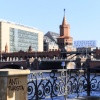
[27, 68, 100, 100]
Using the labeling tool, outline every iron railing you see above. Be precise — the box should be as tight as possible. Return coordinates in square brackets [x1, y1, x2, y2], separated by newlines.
[27, 68, 100, 100]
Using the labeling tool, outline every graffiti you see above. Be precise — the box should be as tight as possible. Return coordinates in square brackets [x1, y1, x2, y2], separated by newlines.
[9, 78, 20, 85]
[8, 78, 24, 91]
[8, 85, 24, 91]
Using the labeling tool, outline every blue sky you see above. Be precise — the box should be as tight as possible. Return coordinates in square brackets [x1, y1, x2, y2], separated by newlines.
[0, 0, 100, 46]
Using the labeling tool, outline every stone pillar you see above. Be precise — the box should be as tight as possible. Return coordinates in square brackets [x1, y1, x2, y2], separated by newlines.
[0, 69, 30, 100]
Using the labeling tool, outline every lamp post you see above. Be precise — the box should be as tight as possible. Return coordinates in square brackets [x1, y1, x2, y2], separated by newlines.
[86, 44, 88, 59]
[29, 62, 31, 70]
[35, 50, 37, 59]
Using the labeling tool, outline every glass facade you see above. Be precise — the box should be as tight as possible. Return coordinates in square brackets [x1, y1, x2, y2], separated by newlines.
[10, 28, 38, 52]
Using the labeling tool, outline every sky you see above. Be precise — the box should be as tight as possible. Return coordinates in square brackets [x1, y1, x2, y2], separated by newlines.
[0, 0, 100, 46]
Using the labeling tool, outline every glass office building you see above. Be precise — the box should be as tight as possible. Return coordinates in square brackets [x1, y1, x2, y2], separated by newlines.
[0, 20, 43, 52]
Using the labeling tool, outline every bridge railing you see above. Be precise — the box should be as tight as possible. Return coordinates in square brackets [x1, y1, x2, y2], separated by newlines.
[27, 68, 100, 100]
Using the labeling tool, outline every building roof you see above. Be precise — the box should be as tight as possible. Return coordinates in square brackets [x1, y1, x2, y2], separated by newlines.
[0, 19, 40, 31]
[44, 36, 52, 43]
[44, 35, 57, 45]
[44, 31, 59, 43]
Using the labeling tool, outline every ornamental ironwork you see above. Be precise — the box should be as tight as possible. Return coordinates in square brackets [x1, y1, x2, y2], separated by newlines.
[27, 68, 100, 100]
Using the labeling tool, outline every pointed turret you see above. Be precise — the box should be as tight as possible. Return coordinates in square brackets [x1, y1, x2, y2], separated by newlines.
[59, 9, 70, 37]
[62, 16, 67, 25]
[62, 9, 67, 25]
[28, 46, 33, 52]
[5, 43, 8, 53]
[57, 9, 73, 51]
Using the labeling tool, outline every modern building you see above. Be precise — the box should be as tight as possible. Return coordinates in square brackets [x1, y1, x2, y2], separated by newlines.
[44, 31, 59, 51]
[0, 20, 43, 52]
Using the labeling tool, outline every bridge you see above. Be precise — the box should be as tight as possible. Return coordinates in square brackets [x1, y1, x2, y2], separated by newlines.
[31, 58, 100, 70]
[0, 60, 28, 69]
[0, 49, 97, 61]
[0, 49, 100, 69]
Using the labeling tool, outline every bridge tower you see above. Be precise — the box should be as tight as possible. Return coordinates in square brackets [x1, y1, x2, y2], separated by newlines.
[57, 9, 73, 52]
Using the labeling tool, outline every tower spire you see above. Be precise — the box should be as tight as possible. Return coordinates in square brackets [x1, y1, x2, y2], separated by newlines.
[64, 9, 65, 16]
[62, 9, 67, 25]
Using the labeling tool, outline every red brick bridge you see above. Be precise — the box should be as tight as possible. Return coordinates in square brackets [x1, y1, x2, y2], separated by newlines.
[0, 49, 100, 69]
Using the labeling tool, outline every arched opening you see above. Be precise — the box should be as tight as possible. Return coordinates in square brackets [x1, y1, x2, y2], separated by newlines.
[66, 62, 76, 69]
[95, 65, 100, 68]
[1, 64, 21, 69]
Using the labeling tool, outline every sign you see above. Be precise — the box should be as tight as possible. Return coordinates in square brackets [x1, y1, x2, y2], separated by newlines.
[74, 40, 96, 48]
[61, 62, 65, 67]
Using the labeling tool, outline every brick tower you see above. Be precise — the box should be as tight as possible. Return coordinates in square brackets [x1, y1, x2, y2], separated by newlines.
[57, 9, 73, 51]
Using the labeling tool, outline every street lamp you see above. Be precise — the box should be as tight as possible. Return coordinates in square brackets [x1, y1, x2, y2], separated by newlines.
[20, 66, 23, 70]
[86, 46, 88, 59]
[29, 62, 31, 70]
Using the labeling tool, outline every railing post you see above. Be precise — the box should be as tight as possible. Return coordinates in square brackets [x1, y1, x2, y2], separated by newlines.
[87, 66, 91, 96]
[35, 78, 38, 100]
[64, 69, 67, 100]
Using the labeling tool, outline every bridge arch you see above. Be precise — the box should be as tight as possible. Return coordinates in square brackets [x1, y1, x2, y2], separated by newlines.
[66, 62, 76, 69]
[1, 64, 21, 69]
[0, 60, 28, 69]
[94, 65, 100, 68]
